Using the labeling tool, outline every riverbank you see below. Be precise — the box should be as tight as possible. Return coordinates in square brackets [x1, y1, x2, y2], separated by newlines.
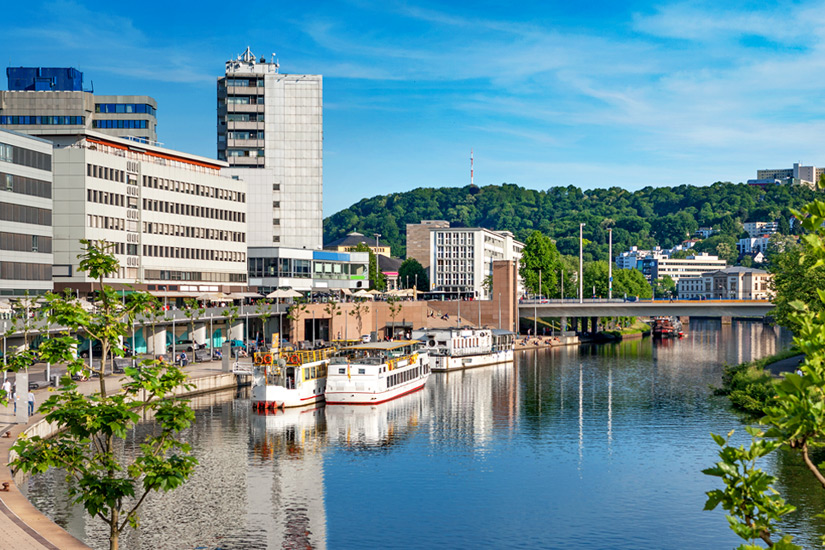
[714, 347, 802, 416]
[0, 360, 237, 550]
[516, 334, 579, 350]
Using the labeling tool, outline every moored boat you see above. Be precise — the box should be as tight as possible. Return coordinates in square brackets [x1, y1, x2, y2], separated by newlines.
[651, 317, 684, 338]
[413, 327, 515, 372]
[251, 348, 333, 411]
[325, 340, 430, 405]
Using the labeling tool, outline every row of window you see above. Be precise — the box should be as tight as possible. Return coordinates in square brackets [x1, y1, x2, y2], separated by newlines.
[0, 232, 51, 254]
[93, 120, 150, 130]
[225, 96, 264, 105]
[223, 113, 264, 122]
[1, 115, 83, 126]
[142, 198, 245, 223]
[225, 78, 264, 87]
[95, 103, 156, 116]
[142, 175, 246, 202]
[0, 201, 51, 226]
[142, 221, 245, 243]
[0, 142, 51, 171]
[227, 149, 265, 157]
[436, 274, 474, 285]
[437, 232, 475, 245]
[143, 244, 246, 263]
[436, 247, 475, 259]
[143, 269, 247, 283]
[303, 364, 328, 381]
[226, 131, 264, 140]
[2, 172, 51, 199]
[387, 365, 425, 388]
[0, 261, 51, 281]
[87, 214, 126, 231]
[246, 257, 314, 279]
[87, 163, 126, 183]
[87, 188, 131, 208]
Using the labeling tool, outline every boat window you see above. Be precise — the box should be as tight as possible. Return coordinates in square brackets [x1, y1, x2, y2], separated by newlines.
[358, 368, 365, 375]
[339, 368, 345, 374]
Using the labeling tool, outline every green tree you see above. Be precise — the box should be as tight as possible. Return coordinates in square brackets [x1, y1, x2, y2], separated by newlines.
[8, 241, 197, 550]
[398, 258, 429, 291]
[386, 295, 403, 337]
[182, 297, 205, 363]
[353, 243, 386, 291]
[704, 194, 825, 549]
[583, 261, 609, 298]
[519, 231, 565, 298]
[652, 275, 676, 298]
[612, 268, 653, 299]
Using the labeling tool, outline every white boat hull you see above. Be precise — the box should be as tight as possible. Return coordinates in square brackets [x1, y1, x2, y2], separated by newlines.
[326, 352, 430, 405]
[252, 378, 326, 409]
[429, 349, 514, 372]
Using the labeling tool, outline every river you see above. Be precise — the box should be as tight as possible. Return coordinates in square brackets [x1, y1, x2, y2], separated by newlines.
[24, 319, 820, 549]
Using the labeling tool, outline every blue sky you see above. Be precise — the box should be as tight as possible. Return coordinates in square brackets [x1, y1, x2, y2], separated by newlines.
[4, 0, 825, 216]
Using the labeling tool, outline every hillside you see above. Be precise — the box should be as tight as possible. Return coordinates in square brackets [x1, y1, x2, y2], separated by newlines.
[323, 182, 816, 262]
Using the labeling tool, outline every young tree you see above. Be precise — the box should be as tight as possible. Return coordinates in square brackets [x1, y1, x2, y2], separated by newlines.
[386, 295, 403, 338]
[286, 298, 308, 345]
[182, 297, 206, 363]
[349, 298, 370, 339]
[324, 299, 343, 340]
[221, 304, 240, 354]
[255, 299, 274, 349]
[8, 241, 197, 550]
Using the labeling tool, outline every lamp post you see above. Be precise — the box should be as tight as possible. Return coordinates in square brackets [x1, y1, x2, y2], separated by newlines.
[608, 228, 613, 300]
[579, 223, 585, 304]
[374, 233, 381, 252]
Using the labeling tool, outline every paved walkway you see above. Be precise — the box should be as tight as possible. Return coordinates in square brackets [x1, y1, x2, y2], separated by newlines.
[0, 359, 229, 549]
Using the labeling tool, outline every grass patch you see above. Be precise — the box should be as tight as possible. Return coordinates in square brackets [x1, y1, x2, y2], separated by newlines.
[714, 347, 801, 417]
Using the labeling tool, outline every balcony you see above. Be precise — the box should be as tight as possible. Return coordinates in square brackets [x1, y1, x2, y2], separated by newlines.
[226, 121, 264, 131]
[226, 103, 265, 113]
[228, 156, 265, 167]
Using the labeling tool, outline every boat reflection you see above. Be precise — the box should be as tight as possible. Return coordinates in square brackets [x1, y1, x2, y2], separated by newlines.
[325, 389, 430, 449]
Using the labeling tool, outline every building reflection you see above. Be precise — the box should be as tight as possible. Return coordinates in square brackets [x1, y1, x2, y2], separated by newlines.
[247, 407, 328, 550]
[426, 361, 518, 452]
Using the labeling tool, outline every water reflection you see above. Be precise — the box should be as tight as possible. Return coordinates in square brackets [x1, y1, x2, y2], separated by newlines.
[22, 320, 808, 550]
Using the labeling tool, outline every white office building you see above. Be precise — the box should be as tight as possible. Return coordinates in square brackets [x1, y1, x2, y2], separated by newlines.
[425, 226, 523, 299]
[218, 48, 323, 250]
[51, 131, 248, 294]
[0, 129, 53, 296]
[743, 221, 779, 238]
[645, 253, 728, 284]
[738, 236, 772, 255]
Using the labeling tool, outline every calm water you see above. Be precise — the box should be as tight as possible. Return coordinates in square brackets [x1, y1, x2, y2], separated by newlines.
[25, 319, 819, 550]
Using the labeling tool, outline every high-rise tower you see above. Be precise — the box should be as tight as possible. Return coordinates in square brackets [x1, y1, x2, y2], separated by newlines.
[218, 48, 323, 250]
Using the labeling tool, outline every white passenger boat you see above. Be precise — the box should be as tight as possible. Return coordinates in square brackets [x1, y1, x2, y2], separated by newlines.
[325, 341, 430, 405]
[251, 349, 333, 411]
[412, 327, 515, 372]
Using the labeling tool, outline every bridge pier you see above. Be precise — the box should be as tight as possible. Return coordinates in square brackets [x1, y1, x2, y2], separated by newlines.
[591, 317, 598, 335]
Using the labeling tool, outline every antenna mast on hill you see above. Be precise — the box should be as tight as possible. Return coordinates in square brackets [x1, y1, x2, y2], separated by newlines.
[470, 149, 474, 186]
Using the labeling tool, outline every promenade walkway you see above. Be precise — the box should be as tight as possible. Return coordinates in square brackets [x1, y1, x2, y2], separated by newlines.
[0, 359, 231, 549]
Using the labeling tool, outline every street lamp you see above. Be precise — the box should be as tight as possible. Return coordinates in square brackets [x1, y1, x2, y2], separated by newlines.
[579, 223, 585, 304]
[374, 233, 381, 252]
[608, 228, 613, 301]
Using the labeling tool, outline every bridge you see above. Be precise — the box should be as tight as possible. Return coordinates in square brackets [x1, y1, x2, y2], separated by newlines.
[518, 299, 774, 319]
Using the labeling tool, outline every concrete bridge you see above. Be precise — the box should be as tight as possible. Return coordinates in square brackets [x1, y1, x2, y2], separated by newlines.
[518, 299, 774, 319]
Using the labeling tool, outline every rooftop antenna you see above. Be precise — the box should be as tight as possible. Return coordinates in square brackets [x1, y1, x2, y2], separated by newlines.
[470, 149, 474, 186]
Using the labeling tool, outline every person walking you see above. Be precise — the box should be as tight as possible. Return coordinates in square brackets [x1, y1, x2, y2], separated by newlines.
[11, 387, 17, 414]
[2, 379, 10, 399]
[27, 390, 35, 416]
[180, 351, 188, 367]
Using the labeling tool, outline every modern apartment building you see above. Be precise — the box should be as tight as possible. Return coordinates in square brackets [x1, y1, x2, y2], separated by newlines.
[51, 131, 247, 293]
[677, 267, 772, 300]
[247, 248, 368, 294]
[406, 221, 524, 299]
[756, 163, 824, 187]
[0, 129, 53, 296]
[743, 221, 779, 238]
[640, 252, 727, 283]
[217, 48, 323, 250]
[615, 246, 667, 270]
[0, 67, 157, 143]
[737, 236, 772, 255]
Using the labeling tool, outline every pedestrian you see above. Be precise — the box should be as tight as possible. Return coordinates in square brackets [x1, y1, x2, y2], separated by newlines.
[2, 378, 10, 398]
[11, 387, 16, 414]
[27, 390, 35, 416]
[180, 351, 188, 367]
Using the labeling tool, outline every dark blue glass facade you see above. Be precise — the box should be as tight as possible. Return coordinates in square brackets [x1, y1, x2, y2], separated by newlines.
[92, 120, 149, 129]
[95, 103, 156, 116]
[0, 115, 84, 125]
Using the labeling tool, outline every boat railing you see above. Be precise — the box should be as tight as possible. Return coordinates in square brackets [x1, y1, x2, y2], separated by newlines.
[233, 362, 254, 375]
[279, 348, 334, 365]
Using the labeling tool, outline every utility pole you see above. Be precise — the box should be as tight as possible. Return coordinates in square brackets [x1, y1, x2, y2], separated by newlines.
[579, 223, 585, 304]
[608, 228, 613, 300]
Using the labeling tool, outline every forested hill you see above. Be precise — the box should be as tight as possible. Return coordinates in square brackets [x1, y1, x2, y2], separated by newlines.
[323, 182, 817, 262]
